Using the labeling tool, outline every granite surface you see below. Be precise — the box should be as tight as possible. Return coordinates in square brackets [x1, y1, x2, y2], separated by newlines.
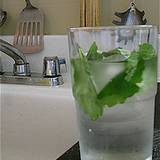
[57, 83, 160, 160]
[155, 83, 160, 129]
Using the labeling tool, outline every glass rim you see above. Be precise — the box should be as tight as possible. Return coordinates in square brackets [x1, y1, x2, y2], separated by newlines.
[69, 25, 157, 32]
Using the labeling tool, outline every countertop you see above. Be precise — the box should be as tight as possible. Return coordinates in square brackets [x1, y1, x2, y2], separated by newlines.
[155, 83, 160, 129]
[57, 83, 160, 160]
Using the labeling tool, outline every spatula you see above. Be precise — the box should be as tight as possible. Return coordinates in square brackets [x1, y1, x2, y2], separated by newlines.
[13, 0, 44, 54]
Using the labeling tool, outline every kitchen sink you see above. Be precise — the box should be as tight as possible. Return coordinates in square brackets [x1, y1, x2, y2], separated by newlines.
[1, 83, 78, 160]
[0, 34, 159, 160]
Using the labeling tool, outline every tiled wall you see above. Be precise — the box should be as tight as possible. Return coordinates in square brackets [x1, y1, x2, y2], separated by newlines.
[1, 0, 160, 35]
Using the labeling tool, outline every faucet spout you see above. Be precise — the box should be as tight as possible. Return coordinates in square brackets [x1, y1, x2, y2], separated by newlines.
[0, 39, 31, 76]
[0, 39, 27, 64]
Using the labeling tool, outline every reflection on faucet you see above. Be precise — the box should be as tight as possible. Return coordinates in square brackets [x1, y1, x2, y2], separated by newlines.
[0, 39, 31, 76]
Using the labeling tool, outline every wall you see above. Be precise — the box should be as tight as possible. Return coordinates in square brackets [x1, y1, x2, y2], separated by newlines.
[1, 0, 80, 35]
[159, 0, 160, 30]
[101, 0, 159, 27]
[0, 0, 2, 8]
[1, 0, 160, 35]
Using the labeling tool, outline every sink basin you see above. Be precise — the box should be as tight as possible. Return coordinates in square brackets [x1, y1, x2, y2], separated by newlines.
[1, 83, 78, 160]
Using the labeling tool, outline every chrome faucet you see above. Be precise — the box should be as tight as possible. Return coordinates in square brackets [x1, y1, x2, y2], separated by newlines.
[0, 9, 66, 86]
[0, 39, 31, 76]
[0, 9, 30, 76]
[0, 40, 67, 86]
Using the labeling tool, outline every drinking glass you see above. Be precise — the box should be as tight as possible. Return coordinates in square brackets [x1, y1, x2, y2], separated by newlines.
[68, 26, 158, 160]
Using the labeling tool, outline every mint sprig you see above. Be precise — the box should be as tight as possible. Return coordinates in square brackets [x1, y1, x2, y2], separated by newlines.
[97, 72, 140, 107]
[98, 53, 145, 107]
[71, 48, 103, 121]
[71, 42, 157, 120]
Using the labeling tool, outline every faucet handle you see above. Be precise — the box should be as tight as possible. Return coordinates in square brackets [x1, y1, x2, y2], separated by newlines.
[59, 57, 67, 73]
[43, 57, 67, 77]
[42, 56, 64, 86]
[43, 56, 60, 77]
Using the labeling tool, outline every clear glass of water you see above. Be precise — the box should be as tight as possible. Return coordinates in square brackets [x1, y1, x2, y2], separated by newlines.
[68, 26, 158, 160]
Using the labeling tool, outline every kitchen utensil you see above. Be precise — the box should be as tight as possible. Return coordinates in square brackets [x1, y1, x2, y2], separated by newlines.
[13, 0, 44, 54]
[80, 0, 100, 27]
[0, 9, 7, 74]
[113, 0, 147, 25]
[0, 9, 7, 28]
[112, 0, 147, 44]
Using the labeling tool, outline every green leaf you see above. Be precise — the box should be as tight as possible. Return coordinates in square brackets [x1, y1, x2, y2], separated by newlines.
[102, 48, 131, 59]
[98, 43, 156, 107]
[71, 42, 157, 121]
[102, 48, 122, 57]
[71, 49, 103, 121]
[125, 43, 156, 83]
[125, 52, 139, 81]
[125, 52, 145, 83]
[139, 56, 157, 91]
[97, 72, 140, 107]
[139, 43, 156, 60]
[86, 42, 103, 60]
[127, 58, 145, 84]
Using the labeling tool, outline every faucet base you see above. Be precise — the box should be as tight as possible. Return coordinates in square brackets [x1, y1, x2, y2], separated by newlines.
[0, 72, 64, 86]
[13, 63, 31, 76]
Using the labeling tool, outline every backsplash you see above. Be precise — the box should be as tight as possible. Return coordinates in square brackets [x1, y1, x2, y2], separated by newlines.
[1, 35, 160, 82]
